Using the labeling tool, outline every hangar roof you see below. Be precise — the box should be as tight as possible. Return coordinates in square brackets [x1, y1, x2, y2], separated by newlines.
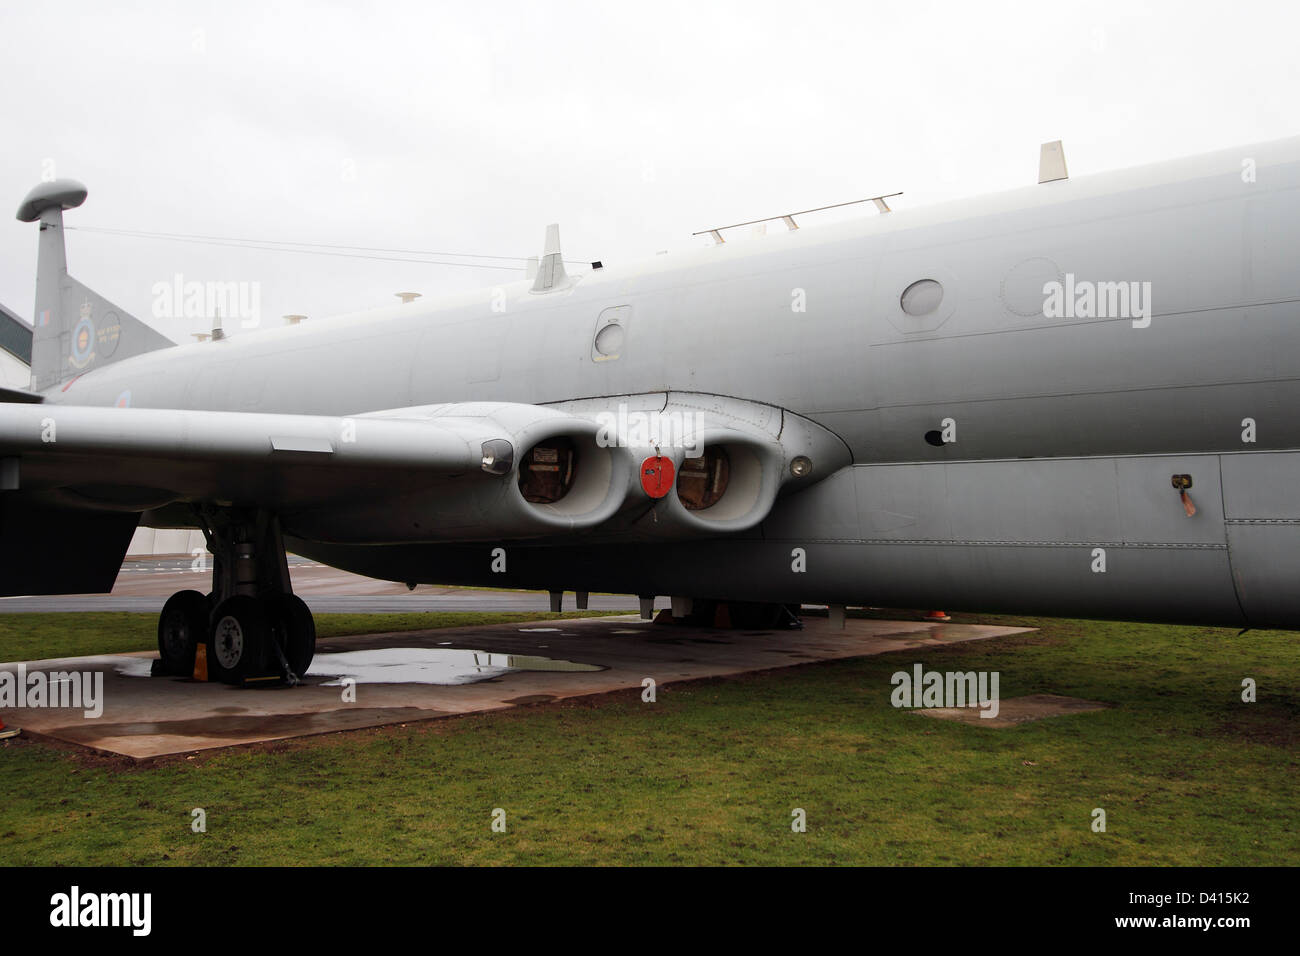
[0, 303, 32, 365]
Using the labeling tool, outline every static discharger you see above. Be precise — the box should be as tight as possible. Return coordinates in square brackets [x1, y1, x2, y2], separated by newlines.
[694, 193, 902, 245]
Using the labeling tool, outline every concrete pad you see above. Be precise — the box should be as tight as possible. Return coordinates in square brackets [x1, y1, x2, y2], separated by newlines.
[0, 615, 1032, 759]
[915, 693, 1109, 728]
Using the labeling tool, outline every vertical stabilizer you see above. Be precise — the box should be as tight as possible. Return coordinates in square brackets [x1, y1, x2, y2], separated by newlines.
[16, 179, 174, 392]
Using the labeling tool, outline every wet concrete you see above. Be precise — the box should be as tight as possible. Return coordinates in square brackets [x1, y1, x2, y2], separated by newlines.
[309, 648, 604, 685]
[0, 615, 1033, 759]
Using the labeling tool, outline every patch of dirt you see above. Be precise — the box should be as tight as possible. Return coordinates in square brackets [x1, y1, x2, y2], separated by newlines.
[914, 693, 1109, 729]
[502, 694, 557, 705]
[1211, 708, 1300, 748]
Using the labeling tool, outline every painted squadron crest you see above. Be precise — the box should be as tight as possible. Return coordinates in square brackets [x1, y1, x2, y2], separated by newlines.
[69, 299, 96, 370]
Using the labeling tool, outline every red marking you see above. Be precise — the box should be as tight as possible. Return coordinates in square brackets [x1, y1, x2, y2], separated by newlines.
[61, 375, 83, 392]
[640, 455, 675, 499]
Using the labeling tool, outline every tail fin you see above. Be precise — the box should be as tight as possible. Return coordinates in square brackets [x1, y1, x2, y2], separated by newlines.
[17, 180, 174, 392]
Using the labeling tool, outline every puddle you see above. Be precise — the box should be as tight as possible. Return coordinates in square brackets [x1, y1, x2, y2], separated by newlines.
[113, 647, 603, 686]
[307, 647, 603, 686]
[115, 658, 157, 678]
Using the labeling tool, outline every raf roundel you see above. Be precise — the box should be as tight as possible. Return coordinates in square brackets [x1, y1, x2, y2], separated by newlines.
[70, 312, 96, 369]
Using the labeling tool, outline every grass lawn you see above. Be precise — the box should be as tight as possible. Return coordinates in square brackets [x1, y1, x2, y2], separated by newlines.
[0, 613, 1297, 865]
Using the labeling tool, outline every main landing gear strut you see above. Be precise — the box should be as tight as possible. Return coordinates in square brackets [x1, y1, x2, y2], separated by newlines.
[156, 509, 316, 686]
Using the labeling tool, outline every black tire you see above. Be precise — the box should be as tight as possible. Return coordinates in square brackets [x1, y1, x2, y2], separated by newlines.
[269, 594, 316, 678]
[207, 595, 270, 685]
[157, 590, 208, 676]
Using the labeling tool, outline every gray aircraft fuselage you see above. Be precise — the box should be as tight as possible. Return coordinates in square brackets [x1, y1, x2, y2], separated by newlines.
[37, 136, 1300, 629]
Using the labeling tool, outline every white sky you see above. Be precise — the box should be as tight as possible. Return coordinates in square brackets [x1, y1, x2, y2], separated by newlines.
[1, 0, 1297, 339]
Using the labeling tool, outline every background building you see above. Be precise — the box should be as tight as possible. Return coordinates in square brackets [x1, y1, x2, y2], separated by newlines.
[0, 303, 31, 391]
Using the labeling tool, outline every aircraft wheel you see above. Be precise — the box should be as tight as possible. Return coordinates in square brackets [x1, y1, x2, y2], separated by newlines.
[157, 590, 208, 676]
[270, 594, 316, 678]
[207, 596, 269, 685]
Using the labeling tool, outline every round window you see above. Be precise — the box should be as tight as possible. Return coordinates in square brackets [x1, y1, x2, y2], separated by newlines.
[900, 279, 944, 316]
[594, 322, 625, 356]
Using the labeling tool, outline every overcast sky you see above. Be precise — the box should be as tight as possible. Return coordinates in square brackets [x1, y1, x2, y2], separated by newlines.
[1, 0, 1297, 339]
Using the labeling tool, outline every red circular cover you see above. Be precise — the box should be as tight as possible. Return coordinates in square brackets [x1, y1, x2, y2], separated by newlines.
[640, 456, 675, 499]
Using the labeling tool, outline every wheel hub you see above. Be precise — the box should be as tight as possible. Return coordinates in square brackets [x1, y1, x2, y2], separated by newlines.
[213, 616, 244, 669]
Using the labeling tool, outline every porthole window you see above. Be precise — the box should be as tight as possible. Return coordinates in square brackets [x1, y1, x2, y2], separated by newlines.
[900, 278, 944, 317]
[591, 305, 630, 362]
[594, 322, 624, 356]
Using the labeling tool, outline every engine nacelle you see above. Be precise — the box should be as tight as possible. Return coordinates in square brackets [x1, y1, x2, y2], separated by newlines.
[292, 395, 847, 544]
[549, 393, 852, 540]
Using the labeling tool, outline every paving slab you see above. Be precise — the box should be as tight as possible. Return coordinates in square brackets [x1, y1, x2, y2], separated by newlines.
[0, 615, 1033, 759]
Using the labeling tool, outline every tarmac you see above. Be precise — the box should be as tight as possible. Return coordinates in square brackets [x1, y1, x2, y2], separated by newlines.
[0, 556, 659, 614]
[0, 613, 1032, 759]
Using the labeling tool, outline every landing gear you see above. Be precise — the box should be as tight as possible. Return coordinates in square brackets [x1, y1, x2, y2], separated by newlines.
[207, 595, 270, 684]
[157, 589, 208, 676]
[157, 509, 316, 686]
[269, 593, 316, 679]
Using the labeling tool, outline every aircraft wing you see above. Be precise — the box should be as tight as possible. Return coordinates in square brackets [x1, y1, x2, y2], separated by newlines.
[0, 401, 542, 512]
[1, 394, 850, 543]
[0, 395, 850, 595]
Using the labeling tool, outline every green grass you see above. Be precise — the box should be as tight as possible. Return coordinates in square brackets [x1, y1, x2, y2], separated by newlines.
[0, 610, 627, 661]
[1, 614, 1297, 865]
